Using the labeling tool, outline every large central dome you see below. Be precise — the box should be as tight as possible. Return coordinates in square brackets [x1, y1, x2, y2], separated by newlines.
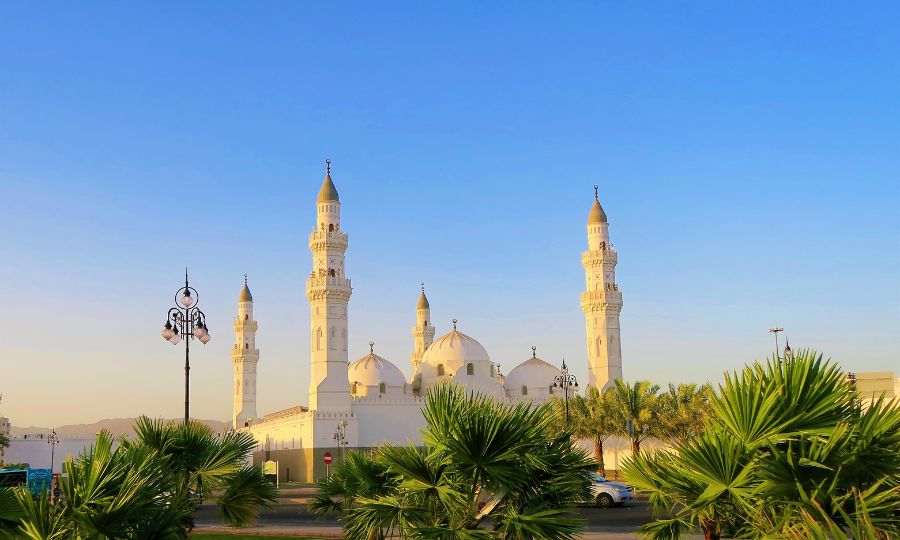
[421, 327, 490, 373]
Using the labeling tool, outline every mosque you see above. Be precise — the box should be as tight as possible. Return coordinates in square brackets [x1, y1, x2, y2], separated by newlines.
[235, 163, 623, 482]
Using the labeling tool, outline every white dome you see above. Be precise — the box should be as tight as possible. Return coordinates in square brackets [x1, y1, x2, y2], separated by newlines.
[421, 328, 490, 373]
[349, 352, 407, 387]
[506, 354, 560, 390]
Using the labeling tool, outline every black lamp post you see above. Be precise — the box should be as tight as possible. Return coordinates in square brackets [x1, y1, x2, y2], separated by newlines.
[768, 327, 784, 361]
[161, 269, 211, 425]
[553, 358, 578, 423]
[333, 420, 348, 464]
[47, 429, 59, 473]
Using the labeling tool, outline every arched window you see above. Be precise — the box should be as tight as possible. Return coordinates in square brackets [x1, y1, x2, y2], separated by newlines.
[521, 386, 528, 396]
[245, 343, 249, 349]
[329, 269, 335, 277]
[316, 327, 322, 350]
[437, 364, 445, 376]
[466, 363, 474, 375]
[595, 336, 603, 355]
[379, 382, 386, 394]
[328, 223, 334, 232]
[244, 314, 248, 320]
[329, 327, 336, 350]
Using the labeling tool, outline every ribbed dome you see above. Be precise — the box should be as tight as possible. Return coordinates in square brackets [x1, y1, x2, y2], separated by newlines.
[239, 283, 253, 302]
[506, 352, 560, 390]
[421, 326, 490, 373]
[349, 351, 407, 387]
[588, 199, 607, 224]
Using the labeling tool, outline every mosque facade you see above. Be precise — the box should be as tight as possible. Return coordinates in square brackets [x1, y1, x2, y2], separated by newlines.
[236, 163, 623, 482]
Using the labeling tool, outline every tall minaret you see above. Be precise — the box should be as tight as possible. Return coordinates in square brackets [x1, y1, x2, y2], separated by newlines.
[581, 185, 623, 390]
[232, 275, 259, 428]
[411, 283, 435, 370]
[306, 160, 352, 411]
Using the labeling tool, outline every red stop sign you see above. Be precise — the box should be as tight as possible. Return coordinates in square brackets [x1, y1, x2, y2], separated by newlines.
[323, 452, 333, 465]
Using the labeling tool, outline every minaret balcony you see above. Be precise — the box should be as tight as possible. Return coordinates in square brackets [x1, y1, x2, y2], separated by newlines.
[582, 250, 617, 266]
[306, 276, 352, 300]
[309, 230, 348, 250]
[232, 319, 258, 332]
[580, 290, 623, 309]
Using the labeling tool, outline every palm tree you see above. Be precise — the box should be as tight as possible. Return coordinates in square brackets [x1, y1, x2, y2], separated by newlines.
[3, 418, 277, 539]
[312, 384, 597, 539]
[553, 386, 618, 475]
[623, 351, 900, 540]
[608, 379, 660, 455]
[656, 383, 714, 445]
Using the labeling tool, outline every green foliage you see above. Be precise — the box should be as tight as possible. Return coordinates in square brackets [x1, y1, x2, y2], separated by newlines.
[624, 350, 900, 539]
[312, 384, 596, 539]
[1, 418, 277, 539]
[0, 487, 25, 539]
[655, 383, 715, 445]
[551, 386, 619, 474]
[608, 379, 661, 454]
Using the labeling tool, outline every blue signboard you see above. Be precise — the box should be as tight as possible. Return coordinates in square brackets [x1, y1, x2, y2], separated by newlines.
[28, 468, 52, 494]
[0, 468, 52, 495]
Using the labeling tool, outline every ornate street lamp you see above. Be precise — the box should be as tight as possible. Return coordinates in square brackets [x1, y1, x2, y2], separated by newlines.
[160, 269, 211, 425]
[552, 358, 578, 424]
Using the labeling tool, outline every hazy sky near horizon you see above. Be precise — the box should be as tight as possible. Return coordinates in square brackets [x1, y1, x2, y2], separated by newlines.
[1, 3, 898, 427]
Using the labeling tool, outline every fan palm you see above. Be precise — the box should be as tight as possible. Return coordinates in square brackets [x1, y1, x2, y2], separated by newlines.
[312, 384, 596, 539]
[129, 417, 278, 531]
[623, 350, 900, 540]
[0, 487, 24, 539]
[4, 418, 277, 539]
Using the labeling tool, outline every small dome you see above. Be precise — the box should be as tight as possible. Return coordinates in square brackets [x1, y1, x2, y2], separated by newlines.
[239, 284, 252, 302]
[588, 199, 607, 224]
[317, 174, 339, 203]
[421, 325, 490, 373]
[349, 350, 406, 387]
[417, 290, 430, 309]
[317, 161, 340, 203]
[505, 351, 560, 390]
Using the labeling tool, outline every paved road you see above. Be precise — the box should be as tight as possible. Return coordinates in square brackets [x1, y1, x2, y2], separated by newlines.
[194, 487, 653, 535]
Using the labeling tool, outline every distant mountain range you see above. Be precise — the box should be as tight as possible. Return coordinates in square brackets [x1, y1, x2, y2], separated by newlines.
[11, 418, 230, 437]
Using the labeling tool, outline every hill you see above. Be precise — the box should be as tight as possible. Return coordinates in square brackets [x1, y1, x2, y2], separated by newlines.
[11, 418, 230, 437]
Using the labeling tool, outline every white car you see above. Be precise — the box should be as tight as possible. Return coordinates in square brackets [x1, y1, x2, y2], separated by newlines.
[589, 473, 634, 508]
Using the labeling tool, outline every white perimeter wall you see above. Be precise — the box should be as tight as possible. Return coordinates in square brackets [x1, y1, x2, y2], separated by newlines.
[5, 437, 97, 473]
[355, 399, 426, 447]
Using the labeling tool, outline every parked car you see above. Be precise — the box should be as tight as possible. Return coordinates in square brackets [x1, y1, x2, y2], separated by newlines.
[589, 473, 634, 507]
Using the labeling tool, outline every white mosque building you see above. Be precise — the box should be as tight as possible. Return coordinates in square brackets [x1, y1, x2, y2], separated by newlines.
[235, 163, 623, 482]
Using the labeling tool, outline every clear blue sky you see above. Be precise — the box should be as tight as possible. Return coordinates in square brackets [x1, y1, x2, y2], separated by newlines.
[1, 3, 897, 426]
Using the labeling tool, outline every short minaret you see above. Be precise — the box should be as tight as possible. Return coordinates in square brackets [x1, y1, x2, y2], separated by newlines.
[411, 283, 436, 370]
[306, 160, 352, 411]
[232, 275, 259, 428]
[581, 185, 623, 390]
